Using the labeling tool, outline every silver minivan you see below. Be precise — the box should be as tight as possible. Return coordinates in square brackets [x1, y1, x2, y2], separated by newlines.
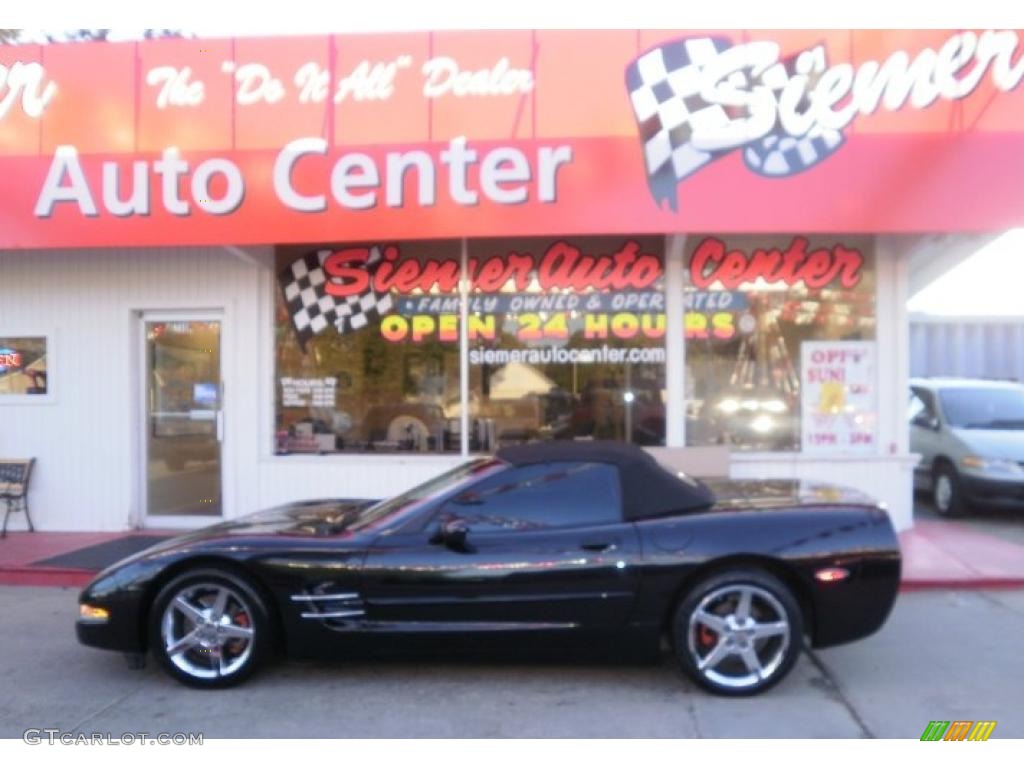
[910, 378, 1024, 516]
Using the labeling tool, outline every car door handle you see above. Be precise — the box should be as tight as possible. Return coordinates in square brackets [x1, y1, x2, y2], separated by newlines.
[580, 542, 616, 552]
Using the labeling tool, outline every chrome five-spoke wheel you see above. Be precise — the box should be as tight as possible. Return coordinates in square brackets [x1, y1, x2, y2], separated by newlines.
[673, 569, 803, 696]
[151, 569, 270, 687]
[161, 582, 255, 680]
[687, 585, 789, 689]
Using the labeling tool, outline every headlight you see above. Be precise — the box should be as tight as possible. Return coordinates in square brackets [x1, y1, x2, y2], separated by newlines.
[961, 456, 1024, 475]
[79, 604, 110, 623]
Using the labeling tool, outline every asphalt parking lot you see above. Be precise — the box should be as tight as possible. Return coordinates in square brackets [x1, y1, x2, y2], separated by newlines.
[0, 585, 1020, 739]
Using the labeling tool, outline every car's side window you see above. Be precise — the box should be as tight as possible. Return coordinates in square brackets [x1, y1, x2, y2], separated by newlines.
[909, 388, 937, 424]
[438, 461, 623, 532]
[908, 391, 927, 422]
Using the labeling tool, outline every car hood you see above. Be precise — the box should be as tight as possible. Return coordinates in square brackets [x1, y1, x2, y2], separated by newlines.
[950, 428, 1024, 461]
[701, 478, 879, 511]
[83, 498, 385, 597]
[125, 498, 379, 562]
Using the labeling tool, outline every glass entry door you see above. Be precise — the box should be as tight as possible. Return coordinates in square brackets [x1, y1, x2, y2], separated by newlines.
[143, 317, 223, 521]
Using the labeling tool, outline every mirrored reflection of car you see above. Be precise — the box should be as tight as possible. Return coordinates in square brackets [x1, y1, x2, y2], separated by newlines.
[77, 441, 900, 696]
[910, 377, 1024, 516]
[696, 387, 799, 451]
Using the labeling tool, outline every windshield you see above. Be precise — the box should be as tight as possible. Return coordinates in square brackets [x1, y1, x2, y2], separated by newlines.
[939, 386, 1024, 430]
[349, 458, 505, 531]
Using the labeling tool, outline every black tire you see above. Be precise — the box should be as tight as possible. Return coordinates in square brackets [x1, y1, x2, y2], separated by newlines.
[671, 568, 803, 696]
[932, 462, 967, 518]
[149, 568, 272, 689]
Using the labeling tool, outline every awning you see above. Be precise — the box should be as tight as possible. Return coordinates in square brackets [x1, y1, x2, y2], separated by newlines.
[2, 29, 1024, 249]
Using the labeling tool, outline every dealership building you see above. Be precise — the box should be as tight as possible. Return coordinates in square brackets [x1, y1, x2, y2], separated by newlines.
[2, 29, 1023, 533]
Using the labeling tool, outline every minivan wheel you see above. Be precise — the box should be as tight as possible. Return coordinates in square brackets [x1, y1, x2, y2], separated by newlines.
[672, 569, 803, 696]
[933, 464, 967, 517]
[150, 568, 271, 688]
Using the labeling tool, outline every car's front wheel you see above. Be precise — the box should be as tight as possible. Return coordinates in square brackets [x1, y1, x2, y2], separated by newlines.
[672, 569, 803, 696]
[149, 568, 271, 688]
[933, 463, 967, 517]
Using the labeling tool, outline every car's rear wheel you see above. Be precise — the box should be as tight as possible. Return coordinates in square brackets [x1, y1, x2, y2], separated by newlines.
[933, 463, 967, 517]
[672, 569, 803, 696]
[149, 568, 271, 688]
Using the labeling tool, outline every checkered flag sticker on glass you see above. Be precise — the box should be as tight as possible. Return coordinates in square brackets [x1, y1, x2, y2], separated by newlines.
[625, 36, 846, 211]
[278, 247, 394, 351]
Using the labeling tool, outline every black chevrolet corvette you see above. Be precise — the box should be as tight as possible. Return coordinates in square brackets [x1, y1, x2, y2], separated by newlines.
[77, 441, 901, 695]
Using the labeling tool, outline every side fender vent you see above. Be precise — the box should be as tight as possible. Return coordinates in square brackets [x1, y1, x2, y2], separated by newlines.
[291, 588, 365, 629]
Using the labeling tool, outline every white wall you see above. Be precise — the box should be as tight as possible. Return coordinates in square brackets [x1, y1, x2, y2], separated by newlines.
[0, 246, 266, 530]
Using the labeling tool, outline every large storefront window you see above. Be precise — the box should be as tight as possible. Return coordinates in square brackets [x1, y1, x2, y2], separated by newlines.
[274, 236, 666, 455]
[466, 237, 666, 450]
[275, 241, 462, 454]
[684, 235, 876, 452]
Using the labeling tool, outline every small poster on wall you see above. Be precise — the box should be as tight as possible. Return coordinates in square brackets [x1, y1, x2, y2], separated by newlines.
[800, 341, 878, 455]
[0, 335, 49, 399]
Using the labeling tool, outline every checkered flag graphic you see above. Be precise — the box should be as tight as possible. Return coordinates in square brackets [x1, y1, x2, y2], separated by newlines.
[279, 247, 394, 351]
[740, 49, 845, 179]
[625, 37, 846, 210]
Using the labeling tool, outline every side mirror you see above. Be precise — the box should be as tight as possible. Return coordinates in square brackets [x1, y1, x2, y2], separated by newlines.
[429, 517, 473, 553]
[911, 412, 940, 431]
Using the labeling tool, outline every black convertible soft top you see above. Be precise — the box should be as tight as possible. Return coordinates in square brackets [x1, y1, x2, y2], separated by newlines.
[496, 440, 716, 521]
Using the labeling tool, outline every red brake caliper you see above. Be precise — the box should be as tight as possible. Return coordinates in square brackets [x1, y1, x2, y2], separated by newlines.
[226, 611, 250, 653]
[699, 625, 716, 647]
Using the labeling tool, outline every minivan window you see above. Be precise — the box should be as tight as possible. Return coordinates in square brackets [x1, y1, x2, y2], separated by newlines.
[908, 391, 932, 423]
[939, 387, 1024, 430]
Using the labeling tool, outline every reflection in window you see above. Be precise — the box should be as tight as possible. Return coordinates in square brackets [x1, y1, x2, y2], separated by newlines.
[441, 462, 623, 530]
[465, 236, 667, 451]
[273, 236, 667, 455]
[684, 235, 876, 452]
[274, 241, 463, 454]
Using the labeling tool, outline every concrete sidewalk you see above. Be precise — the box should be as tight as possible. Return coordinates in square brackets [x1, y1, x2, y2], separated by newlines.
[899, 520, 1024, 589]
[2, 520, 1024, 589]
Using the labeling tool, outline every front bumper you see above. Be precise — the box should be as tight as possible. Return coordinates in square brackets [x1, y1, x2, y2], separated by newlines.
[76, 569, 152, 653]
[76, 598, 147, 653]
[961, 474, 1024, 509]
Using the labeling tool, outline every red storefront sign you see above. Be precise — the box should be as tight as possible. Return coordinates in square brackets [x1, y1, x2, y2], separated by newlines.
[2, 29, 1024, 249]
[690, 237, 864, 290]
[321, 240, 661, 297]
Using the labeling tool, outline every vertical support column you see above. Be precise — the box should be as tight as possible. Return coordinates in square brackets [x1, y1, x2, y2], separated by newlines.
[893, 240, 912, 457]
[665, 234, 687, 447]
[459, 238, 470, 458]
[875, 234, 915, 530]
[875, 235, 911, 456]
